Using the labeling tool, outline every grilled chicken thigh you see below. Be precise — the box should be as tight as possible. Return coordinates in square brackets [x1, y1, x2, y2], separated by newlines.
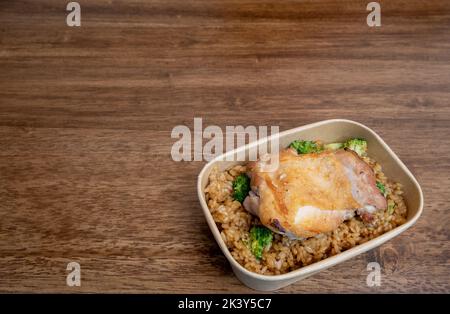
[243, 148, 387, 239]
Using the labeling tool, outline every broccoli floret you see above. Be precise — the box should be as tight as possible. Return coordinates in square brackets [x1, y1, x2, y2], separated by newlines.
[232, 174, 250, 203]
[289, 140, 322, 154]
[376, 181, 387, 197]
[249, 225, 273, 260]
[344, 138, 367, 156]
[323, 142, 344, 151]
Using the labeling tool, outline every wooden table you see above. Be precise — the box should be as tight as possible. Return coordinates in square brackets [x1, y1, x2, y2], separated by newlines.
[0, 0, 449, 293]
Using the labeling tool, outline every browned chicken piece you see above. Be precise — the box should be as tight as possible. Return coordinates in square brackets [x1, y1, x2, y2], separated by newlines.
[243, 148, 387, 239]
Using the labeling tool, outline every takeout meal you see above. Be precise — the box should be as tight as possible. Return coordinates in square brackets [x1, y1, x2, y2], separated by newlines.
[205, 138, 408, 275]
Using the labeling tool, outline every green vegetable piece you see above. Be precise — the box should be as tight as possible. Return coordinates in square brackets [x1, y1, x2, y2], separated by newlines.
[324, 142, 344, 151]
[249, 225, 273, 260]
[387, 200, 396, 215]
[232, 174, 251, 203]
[289, 140, 322, 154]
[376, 181, 387, 197]
[344, 138, 368, 156]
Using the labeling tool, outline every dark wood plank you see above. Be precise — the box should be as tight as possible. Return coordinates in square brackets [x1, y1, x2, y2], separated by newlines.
[0, 0, 449, 292]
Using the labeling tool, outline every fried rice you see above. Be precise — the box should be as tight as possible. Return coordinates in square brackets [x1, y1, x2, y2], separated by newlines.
[204, 156, 407, 275]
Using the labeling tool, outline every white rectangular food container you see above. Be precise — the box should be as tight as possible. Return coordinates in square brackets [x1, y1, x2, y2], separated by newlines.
[197, 119, 423, 291]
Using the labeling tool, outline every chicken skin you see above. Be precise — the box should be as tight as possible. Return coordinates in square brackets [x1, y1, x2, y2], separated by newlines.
[243, 148, 387, 239]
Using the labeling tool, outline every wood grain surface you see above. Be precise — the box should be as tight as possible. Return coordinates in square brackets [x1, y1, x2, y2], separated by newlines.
[0, 0, 449, 293]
